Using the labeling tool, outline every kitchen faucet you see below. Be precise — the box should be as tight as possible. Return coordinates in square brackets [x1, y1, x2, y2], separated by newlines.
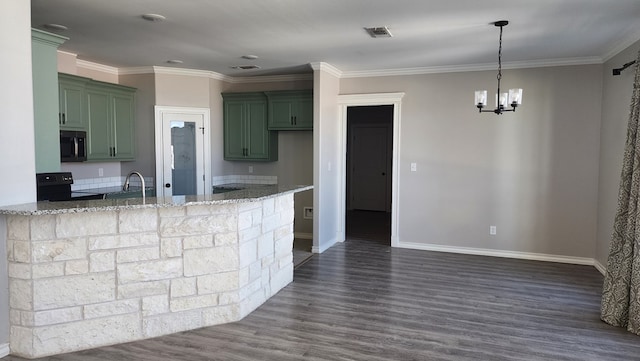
[123, 171, 146, 199]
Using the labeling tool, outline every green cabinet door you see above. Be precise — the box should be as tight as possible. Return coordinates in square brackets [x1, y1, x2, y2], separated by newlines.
[84, 81, 136, 161]
[224, 100, 246, 160]
[246, 100, 272, 159]
[265, 90, 313, 130]
[222, 93, 277, 161]
[58, 74, 89, 130]
[86, 87, 111, 160]
[111, 91, 135, 160]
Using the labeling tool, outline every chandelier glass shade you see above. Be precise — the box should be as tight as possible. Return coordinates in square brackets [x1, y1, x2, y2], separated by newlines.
[475, 20, 523, 114]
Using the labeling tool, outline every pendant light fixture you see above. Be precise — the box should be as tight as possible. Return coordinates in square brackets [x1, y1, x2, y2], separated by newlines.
[475, 20, 522, 114]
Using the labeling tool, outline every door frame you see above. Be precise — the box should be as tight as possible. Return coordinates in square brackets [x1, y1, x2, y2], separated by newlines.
[154, 106, 212, 196]
[337, 93, 404, 247]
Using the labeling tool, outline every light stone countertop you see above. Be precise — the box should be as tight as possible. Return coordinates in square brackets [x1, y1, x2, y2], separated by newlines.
[0, 184, 312, 216]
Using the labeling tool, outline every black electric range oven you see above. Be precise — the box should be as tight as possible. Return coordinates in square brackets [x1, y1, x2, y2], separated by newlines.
[36, 172, 105, 202]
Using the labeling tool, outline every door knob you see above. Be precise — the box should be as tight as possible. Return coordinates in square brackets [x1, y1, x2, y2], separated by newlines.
[165, 183, 171, 188]
[381, 172, 386, 175]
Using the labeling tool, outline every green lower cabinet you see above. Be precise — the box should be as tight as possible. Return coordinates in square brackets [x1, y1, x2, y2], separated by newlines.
[265, 90, 313, 130]
[223, 92, 277, 161]
[86, 82, 135, 161]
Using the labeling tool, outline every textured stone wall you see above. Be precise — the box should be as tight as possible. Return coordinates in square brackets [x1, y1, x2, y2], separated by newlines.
[6, 194, 294, 358]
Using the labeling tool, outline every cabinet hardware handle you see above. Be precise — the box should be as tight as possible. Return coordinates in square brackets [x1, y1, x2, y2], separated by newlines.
[62, 113, 66, 124]
[58, 113, 61, 125]
[294, 116, 297, 125]
[291, 116, 294, 125]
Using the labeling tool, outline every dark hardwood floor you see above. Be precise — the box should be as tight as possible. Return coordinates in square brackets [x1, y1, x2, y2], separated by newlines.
[7, 239, 640, 361]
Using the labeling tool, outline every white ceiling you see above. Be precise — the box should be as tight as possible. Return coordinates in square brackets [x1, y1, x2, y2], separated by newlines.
[31, 0, 640, 77]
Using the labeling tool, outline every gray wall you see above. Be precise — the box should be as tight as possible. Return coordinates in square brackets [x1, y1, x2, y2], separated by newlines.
[119, 73, 157, 178]
[340, 64, 603, 258]
[596, 40, 640, 266]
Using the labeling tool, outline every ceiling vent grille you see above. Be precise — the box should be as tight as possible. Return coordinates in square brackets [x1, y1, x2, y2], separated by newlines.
[365, 26, 393, 38]
[230, 65, 261, 70]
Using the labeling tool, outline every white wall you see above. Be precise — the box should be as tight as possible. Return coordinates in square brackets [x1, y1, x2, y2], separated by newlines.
[596, 40, 640, 267]
[313, 64, 341, 252]
[0, 0, 34, 349]
[339, 64, 603, 259]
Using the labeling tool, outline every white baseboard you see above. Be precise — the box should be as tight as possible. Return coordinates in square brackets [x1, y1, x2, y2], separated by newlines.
[311, 236, 340, 254]
[0, 343, 10, 358]
[294, 232, 313, 240]
[594, 260, 606, 276]
[397, 241, 596, 267]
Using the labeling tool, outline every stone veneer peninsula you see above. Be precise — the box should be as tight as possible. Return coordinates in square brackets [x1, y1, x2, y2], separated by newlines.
[0, 185, 312, 358]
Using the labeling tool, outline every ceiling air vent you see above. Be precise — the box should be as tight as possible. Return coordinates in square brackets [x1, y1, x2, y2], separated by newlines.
[230, 65, 261, 70]
[365, 26, 393, 38]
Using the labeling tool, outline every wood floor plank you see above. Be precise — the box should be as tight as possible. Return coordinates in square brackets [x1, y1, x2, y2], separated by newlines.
[6, 239, 640, 361]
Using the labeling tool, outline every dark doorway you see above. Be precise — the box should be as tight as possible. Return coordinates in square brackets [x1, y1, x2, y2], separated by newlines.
[346, 105, 393, 245]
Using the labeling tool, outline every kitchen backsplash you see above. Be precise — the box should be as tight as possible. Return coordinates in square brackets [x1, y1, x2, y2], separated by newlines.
[211, 175, 277, 185]
[71, 176, 153, 191]
[72, 175, 277, 191]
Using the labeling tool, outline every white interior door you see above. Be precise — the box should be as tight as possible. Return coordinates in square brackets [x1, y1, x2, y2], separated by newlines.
[155, 107, 211, 197]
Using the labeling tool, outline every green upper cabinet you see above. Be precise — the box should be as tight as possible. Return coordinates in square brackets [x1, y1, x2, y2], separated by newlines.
[85, 81, 136, 161]
[265, 90, 313, 130]
[223, 92, 277, 161]
[58, 73, 89, 130]
[31, 29, 67, 173]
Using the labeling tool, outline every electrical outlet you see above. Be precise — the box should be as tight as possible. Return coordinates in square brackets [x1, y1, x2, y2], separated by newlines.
[98, 168, 104, 177]
[303, 207, 313, 219]
[411, 163, 417, 172]
[489, 226, 497, 235]
[248, 166, 253, 173]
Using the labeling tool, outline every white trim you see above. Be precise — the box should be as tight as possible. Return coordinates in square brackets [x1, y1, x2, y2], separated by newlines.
[340, 57, 604, 78]
[337, 92, 405, 248]
[295, 232, 313, 240]
[311, 237, 340, 254]
[118, 66, 156, 75]
[602, 27, 640, 62]
[0, 343, 9, 358]
[398, 241, 596, 266]
[228, 73, 313, 84]
[76, 59, 119, 75]
[594, 260, 606, 276]
[118, 65, 311, 84]
[310, 62, 343, 78]
[154, 106, 212, 196]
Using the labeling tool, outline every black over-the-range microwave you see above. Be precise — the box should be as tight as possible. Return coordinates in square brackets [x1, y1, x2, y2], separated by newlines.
[60, 130, 87, 162]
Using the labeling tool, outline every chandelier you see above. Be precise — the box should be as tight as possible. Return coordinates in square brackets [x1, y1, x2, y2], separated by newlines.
[475, 20, 522, 114]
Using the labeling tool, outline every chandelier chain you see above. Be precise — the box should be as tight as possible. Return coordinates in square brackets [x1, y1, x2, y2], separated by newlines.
[496, 24, 503, 91]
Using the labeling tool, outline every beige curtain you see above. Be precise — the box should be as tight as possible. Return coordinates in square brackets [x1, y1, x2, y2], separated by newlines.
[601, 49, 640, 334]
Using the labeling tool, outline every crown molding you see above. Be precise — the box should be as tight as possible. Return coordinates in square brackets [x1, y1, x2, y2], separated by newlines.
[76, 59, 119, 75]
[309, 62, 343, 78]
[65, 55, 610, 83]
[227, 73, 313, 84]
[602, 27, 640, 62]
[340, 56, 604, 78]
